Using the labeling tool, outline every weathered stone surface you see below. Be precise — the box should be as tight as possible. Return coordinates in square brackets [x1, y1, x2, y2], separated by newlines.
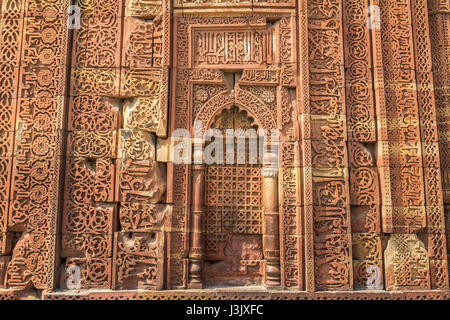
[112, 232, 164, 290]
[384, 234, 431, 290]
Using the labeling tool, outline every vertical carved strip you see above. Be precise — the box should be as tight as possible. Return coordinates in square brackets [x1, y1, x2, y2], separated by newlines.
[298, 0, 314, 292]
[380, 0, 431, 290]
[307, 0, 353, 290]
[369, 0, 394, 234]
[343, 0, 376, 143]
[411, 0, 449, 290]
[168, 16, 190, 289]
[63, 0, 123, 290]
[115, 0, 170, 291]
[0, 0, 24, 289]
[427, 0, 450, 284]
[5, 0, 70, 290]
[348, 143, 383, 289]
[278, 17, 301, 290]
[380, 0, 426, 233]
[343, 0, 383, 290]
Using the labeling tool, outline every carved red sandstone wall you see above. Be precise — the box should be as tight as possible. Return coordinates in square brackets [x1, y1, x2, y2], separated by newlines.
[0, 0, 70, 291]
[0, 0, 448, 299]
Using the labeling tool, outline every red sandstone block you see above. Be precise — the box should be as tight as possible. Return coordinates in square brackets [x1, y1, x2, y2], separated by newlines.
[314, 245, 353, 291]
[312, 178, 350, 207]
[279, 167, 302, 206]
[0, 157, 12, 201]
[0, 132, 16, 157]
[350, 205, 381, 234]
[76, 0, 123, 17]
[18, 65, 66, 99]
[119, 202, 169, 232]
[279, 140, 302, 167]
[307, 41, 344, 69]
[10, 157, 58, 197]
[63, 157, 118, 203]
[67, 130, 118, 159]
[62, 200, 116, 236]
[281, 260, 303, 290]
[0, 78, 17, 129]
[8, 199, 53, 234]
[5, 233, 52, 289]
[310, 143, 348, 169]
[71, 21, 122, 69]
[428, 13, 450, 47]
[94, 158, 119, 203]
[0, 18, 24, 53]
[15, 97, 62, 132]
[118, 159, 166, 203]
[352, 233, 383, 260]
[119, 67, 163, 97]
[347, 142, 376, 167]
[165, 161, 174, 204]
[419, 232, 448, 260]
[389, 213, 428, 235]
[112, 231, 164, 290]
[313, 231, 353, 291]
[70, 67, 121, 97]
[61, 232, 113, 259]
[122, 16, 155, 69]
[166, 256, 189, 289]
[14, 130, 64, 159]
[385, 122, 422, 144]
[389, 167, 426, 206]
[279, 205, 302, 236]
[20, 16, 69, 65]
[0, 64, 20, 98]
[349, 167, 380, 206]
[118, 129, 156, 161]
[63, 157, 95, 202]
[60, 257, 112, 290]
[8, 157, 60, 233]
[24, 2, 68, 18]
[429, 259, 449, 289]
[125, 0, 162, 18]
[68, 96, 121, 131]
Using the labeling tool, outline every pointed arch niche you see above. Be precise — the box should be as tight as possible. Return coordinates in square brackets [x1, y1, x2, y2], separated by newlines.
[188, 97, 280, 289]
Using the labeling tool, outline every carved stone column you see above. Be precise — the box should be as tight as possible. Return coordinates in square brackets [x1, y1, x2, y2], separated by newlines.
[262, 153, 281, 287]
[188, 142, 205, 288]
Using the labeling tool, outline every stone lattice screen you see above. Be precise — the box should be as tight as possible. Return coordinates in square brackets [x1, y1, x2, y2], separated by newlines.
[0, 0, 447, 300]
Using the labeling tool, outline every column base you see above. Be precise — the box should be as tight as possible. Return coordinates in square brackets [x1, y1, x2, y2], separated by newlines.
[187, 282, 203, 289]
